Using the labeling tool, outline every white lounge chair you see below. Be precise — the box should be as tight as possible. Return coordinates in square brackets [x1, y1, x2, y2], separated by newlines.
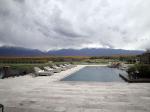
[72, 64, 77, 67]
[53, 65, 67, 71]
[63, 64, 72, 69]
[64, 64, 76, 68]
[59, 65, 68, 70]
[34, 67, 54, 76]
[52, 65, 63, 72]
[44, 66, 61, 73]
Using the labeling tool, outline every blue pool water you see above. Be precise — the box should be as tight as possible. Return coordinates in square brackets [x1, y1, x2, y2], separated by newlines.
[61, 66, 125, 82]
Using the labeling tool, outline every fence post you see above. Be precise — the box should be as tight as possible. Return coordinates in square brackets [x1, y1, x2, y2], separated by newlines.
[3, 66, 10, 78]
[0, 104, 4, 112]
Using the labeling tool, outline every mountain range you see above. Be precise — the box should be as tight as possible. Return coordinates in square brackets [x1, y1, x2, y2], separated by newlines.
[0, 46, 144, 56]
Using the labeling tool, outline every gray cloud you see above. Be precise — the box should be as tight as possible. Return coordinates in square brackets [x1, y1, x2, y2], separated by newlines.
[0, 0, 150, 50]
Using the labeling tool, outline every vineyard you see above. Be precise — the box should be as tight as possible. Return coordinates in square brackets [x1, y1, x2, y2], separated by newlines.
[0, 55, 137, 64]
[0, 56, 90, 64]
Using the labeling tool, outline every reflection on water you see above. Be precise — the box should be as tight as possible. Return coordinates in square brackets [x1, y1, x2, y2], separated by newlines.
[61, 66, 126, 82]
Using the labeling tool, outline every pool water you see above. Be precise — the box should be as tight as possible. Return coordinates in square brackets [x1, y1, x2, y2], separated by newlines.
[61, 66, 126, 82]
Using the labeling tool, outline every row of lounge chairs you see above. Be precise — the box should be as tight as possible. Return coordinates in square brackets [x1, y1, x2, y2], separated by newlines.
[34, 64, 76, 76]
[108, 62, 129, 71]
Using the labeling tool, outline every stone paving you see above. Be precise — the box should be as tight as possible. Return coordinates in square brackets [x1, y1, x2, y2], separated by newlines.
[0, 65, 150, 112]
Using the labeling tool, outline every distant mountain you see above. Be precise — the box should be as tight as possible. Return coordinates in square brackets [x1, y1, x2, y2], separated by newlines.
[0, 46, 144, 56]
[47, 48, 144, 56]
[0, 46, 45, 56]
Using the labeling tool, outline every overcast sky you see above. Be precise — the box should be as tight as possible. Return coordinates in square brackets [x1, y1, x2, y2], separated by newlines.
[0, 0, 150, 51]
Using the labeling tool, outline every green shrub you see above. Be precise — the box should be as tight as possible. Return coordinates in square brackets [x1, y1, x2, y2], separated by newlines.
[136, 64, 150, 78]
[127, 64, 150, 78]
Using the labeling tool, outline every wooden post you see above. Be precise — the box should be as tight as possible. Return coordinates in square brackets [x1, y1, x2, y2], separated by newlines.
[0, 104, 4, 112]
[3, 66, 10, 78]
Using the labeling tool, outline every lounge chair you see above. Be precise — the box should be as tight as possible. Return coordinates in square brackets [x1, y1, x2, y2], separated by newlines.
[34, 67, 54, 76]
[64, 64, 76, 68]
[44, 66, 61, 73]
[53, 65, 66, 71]
[52, 65, 63, 72]
[59, 65, 68, 70]
[120, 65, 129, 71]
[63, 64, 73, 69]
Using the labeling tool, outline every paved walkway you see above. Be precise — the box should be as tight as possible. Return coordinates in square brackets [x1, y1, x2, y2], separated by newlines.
[0, 65, 150, 112]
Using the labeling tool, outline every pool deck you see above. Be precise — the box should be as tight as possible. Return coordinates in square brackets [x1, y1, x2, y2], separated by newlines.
[0, 65, 150, 112]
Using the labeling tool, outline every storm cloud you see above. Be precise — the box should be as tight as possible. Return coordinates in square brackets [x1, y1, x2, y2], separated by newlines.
[0, 0, 150, 50]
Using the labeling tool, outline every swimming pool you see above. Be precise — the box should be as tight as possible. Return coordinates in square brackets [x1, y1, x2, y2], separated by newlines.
[61, 66, 126, 82]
